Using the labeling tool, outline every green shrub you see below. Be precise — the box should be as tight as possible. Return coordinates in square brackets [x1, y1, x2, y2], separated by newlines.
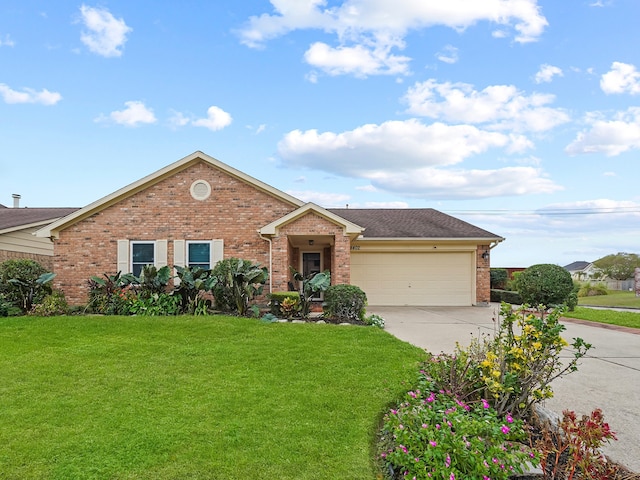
[174, 266, 216, 315]
[290, 267, 330, 318]
[30, 291, 69, 316]
[490, 268, 508, 289]
[323, 284, 367, 321]
[578, 281, 608, 297]
[137, 265, 172, 298]
[0, 259, 53, 312]
[211, 258, 268, 316]
[268, 291, 300, 317]
[490, 289, 522, 304]
[87, 272, 137, 315]
[0, 295, 9, 317]
[128, 292, 181, 316]
[514, 263, 574, 308]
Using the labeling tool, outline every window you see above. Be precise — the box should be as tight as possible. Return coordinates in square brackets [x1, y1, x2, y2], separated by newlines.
[187, 241, 211, 269]
[131, 242, 155, 277]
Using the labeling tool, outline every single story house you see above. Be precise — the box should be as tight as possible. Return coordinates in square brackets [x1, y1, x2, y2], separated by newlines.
[36, 151, 504, 307]
[0, 197, 78, 270]
[563, 261, 598, 280]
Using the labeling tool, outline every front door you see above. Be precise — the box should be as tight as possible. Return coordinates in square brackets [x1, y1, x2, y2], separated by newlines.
[302, 252, 322, 300]
[302, 252, 321, 278]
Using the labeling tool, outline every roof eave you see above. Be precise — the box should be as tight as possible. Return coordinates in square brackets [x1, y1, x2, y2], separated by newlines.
[260, 202, 365, 236]
[2, 219, 65, 236]
[356, 236, 505, 242]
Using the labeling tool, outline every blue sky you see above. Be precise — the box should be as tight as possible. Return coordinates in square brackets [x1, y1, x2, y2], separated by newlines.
[1, 0, 639, 268]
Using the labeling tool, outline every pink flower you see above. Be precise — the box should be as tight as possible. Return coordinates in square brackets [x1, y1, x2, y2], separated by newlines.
[445, 454, 451, 468]
[429, 441, 437, 447]
[481, 399, 490, 409]
[450, 474, 455, 480]
[399, 445, 408, 453]
[436, 424, 441, 430]
[501, 425, 510, 434]
[422, 423, 428, 429]
[399, 424, 404, 430]
[506, 414, 514, 423]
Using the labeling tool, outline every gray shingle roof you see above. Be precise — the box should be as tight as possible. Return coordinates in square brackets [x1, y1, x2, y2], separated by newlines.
[327, 208, 501, 239]
[0, 208, 79, 231]
[563, 261, 592, 271]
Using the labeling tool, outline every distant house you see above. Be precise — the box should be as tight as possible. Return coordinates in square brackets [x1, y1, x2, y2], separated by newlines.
[0, 198, 78, 270]
[35, 151, 505, 307]
[563, 261, 598, 280]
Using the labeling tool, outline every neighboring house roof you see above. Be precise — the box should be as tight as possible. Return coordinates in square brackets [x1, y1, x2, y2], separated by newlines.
[0, 207, 79, 234]
[328, 208, 503, 241]
[563, 261, 592, 272]
[36, 151, 305, 238]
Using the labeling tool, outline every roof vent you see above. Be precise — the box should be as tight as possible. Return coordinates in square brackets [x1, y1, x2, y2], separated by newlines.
[12, 194, 21, 208]
[190, 180, 211, 201]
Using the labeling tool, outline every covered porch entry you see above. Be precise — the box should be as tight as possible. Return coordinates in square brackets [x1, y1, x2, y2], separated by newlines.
[258, 204, 364, 295]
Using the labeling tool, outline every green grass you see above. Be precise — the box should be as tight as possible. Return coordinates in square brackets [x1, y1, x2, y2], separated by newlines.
[563, 306, 640, 329]
[578, 290, 640, 308]
[0, 315, 425, 479]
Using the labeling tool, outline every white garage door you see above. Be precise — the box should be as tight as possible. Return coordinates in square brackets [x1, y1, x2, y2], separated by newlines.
[350, 252, 474, 306]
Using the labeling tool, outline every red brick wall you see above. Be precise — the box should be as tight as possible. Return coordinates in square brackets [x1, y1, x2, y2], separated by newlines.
[53, 161, 297, 305]
[476, 245, 491, 304]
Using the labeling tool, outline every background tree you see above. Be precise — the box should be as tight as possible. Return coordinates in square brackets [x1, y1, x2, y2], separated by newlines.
[593, 252, 640, 280]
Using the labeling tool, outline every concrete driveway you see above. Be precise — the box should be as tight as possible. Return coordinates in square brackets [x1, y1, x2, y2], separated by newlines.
[368, 304, 640, 473]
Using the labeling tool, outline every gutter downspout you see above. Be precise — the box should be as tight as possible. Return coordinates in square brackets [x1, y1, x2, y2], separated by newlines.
[259, 232, 273, 295]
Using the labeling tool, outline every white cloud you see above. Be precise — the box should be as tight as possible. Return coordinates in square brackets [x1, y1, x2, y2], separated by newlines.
[403, 79, 570, 132]
[565, 107, 640, 156]
[168, 110, 190, 128]
[603, 171, 616, 177]
[278, 119, 524, 176]
[239, 0, 547, 47]
[367, 166, 561, 200]
[192, 106, 232, 131]
[97, 101, 156, 127]
[79, 5, 132, 57]
[277, 118, 558, 200]
[304, 40, 410, 77]
[436, 45, 459, 64]
[286, 190, 351, 207]
[535, 64, 563, 83]
[255, 124, 267, 134]
[0, 83, 62, 105]
[600, 62, 640, 95]
[238, 0, 547, 77]
[0, 34, 15, 47]
[355, 184, 378, 192]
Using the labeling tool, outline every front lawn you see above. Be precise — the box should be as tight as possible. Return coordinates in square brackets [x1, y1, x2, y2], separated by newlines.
[578, 290, 640, 308]
[563, 306, 640, 329]
[0, 315, 425, 479]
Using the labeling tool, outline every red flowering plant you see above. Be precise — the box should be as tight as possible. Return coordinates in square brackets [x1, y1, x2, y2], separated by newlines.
[535, 408, 619, 480]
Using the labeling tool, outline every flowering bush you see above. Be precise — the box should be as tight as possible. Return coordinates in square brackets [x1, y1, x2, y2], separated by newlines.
[380, 374, 536, 480]
[479, 303, 591, 419]
[364, 313, 385, 328]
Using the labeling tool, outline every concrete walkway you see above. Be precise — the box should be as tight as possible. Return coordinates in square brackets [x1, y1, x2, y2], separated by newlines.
[368, 304, 640, 472]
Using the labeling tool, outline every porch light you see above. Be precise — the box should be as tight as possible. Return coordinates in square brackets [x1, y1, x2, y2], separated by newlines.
[308, 239, 314, 245]
[481, 250, 489, 260]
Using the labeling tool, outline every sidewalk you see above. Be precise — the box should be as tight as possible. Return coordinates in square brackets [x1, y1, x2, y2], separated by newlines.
[369, 304, 640, 472]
